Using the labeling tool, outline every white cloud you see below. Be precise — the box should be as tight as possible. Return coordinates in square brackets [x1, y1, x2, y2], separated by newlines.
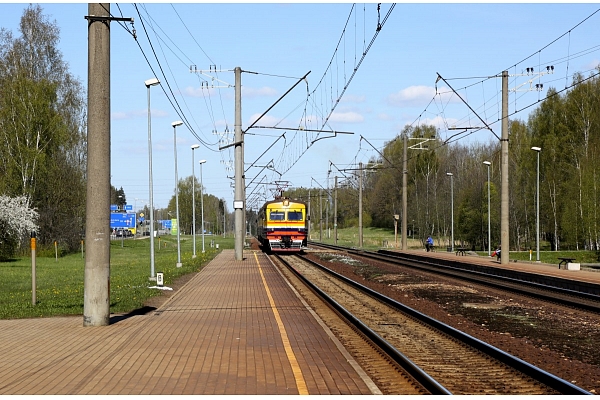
[183, 86, 217, 97]
[387, 85, 456, 107]
[329, 111, 364, 123]
[247, 113, 282, 127]
[387, 85, 436, 107]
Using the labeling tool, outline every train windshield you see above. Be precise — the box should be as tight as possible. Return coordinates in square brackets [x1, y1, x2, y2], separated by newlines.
[288, 210, 303, 221]
[270, 211, 285, 221]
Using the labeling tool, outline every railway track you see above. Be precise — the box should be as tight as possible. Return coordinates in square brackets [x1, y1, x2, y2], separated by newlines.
[271, 252, 591, 395]
[309, 241, 600, 313]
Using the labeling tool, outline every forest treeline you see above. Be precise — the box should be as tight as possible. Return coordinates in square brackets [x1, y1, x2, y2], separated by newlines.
[285, 69, 600, 252]
[0, 5, 87, 255]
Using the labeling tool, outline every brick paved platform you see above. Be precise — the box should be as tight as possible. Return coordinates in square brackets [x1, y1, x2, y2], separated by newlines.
[0, 250, 379, 395]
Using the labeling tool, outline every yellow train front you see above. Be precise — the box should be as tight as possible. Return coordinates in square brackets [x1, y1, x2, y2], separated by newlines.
[257, 198, 308, 253]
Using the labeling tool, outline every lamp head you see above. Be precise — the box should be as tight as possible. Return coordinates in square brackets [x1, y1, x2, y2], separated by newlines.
[172, 120, 183, 127]
[483, 161, 491, 166]
[531, 146, 541, 152]
[191, 144, 200, 150]
[446, 172, 453, 177]
[199, 159, 207, 164]
[144, 78, 160, 87]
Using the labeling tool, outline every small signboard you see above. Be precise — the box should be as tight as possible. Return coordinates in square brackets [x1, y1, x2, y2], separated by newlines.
[125, 205, 133, 211]
[110, 204, 118, 211]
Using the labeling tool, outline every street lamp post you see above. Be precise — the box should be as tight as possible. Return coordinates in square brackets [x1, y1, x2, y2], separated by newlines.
[199, 159, 207, 253]
[446, 172, 454, 252]
[191, 144, 200, 258]
[118, 195, 124, 248]
[483, 161, 491, 256]
[172, 120, 184, 267]
[531, 147, 541, 262]
[145, 77, 160, 280]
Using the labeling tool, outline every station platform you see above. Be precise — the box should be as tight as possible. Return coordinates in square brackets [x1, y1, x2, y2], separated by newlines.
[0, 250, 380, 395]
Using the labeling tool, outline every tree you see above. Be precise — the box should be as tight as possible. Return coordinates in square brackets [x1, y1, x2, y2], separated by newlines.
[0, 195, 38, 260]
[0, 5, 86, 252]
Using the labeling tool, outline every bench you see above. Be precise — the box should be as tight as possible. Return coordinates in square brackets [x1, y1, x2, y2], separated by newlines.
[558, 257, 576, 269]
[455, 247, 469, 256]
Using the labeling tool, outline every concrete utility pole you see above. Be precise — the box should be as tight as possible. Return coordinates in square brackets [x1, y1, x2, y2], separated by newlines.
[234, 67, 244, 260]
[358, 162, 363, 248]
[307, 189, 311, 241]
[319, 189, 323, 241]
[501, 70, 509, 265]
[84, 3, 111, 327]
[334, 176, 338, 245]
[402, 133, 408, 251]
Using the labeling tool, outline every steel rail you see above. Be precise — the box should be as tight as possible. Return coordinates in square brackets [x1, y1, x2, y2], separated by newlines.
[295, 248, 592, 395]
[274, 254, 451, 395]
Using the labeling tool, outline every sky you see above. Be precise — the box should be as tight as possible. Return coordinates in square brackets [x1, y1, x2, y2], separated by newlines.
[1, 2, 599, 213]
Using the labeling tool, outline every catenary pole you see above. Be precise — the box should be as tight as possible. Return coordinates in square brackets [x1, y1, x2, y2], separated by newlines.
[501, 71, 509, 265]
[334, 176, 338, 245]
[84, 3, 111, 327]
[234, 67, 244, 260]
[402, 133, 408, 251]
[358, 162, 363, 248]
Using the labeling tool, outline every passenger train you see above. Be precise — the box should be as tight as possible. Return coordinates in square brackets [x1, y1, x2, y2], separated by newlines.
[257, 197, 308, 253]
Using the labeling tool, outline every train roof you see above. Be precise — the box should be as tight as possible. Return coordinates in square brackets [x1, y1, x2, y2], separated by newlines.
[260, 197, 307, 209]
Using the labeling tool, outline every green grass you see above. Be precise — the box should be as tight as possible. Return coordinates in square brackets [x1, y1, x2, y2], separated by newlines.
[313, 226, 424, 251]
[313, 226, 600, 265]
[0, 234, 233, 320]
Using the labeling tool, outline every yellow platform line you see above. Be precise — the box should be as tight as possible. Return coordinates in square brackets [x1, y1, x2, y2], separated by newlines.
[253, 251, 309, 395]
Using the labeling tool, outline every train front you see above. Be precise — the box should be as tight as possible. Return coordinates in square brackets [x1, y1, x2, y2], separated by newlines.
[261, 198, 307, 252]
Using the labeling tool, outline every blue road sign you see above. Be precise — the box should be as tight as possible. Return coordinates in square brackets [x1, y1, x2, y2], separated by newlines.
[125, 204, 133, 211]
[110, 213, 136, 229]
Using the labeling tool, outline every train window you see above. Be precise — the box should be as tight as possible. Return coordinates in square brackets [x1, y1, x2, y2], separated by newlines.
[287, 211, 303, 221]
[270, 211, 285, 221]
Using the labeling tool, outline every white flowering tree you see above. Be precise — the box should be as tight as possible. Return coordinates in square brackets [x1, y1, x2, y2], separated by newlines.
[0, 195, 38, 260]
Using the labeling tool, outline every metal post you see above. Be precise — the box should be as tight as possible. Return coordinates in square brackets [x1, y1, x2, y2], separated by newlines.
[234, 67, 244, 260]
[501, 70, 509, 264]
[145, 77, 160, 280]
[200, 160, 206, 253]
[447, 172, 454, 252]
[402, 133, 408, 250]
[172, 120, 183, 267]
[483, 161, 491, 255]
[334, 176, 338, 245]
[536, 150, 540, 262]
[191, 144, 200, 258]
[532, 147, 541, 262]
[319, 188, 323, 241]
[358, 162, 363, 248]
[31, 231, 36, 305]
[84, 3, 111, 327]
[308, 189, 311, 242]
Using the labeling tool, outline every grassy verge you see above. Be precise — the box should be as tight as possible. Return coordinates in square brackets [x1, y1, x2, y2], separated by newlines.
[312, 226, 600, 265]
[0, 234, 233, 320]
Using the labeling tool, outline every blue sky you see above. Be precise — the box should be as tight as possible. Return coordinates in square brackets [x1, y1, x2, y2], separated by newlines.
[2, 2, 599, 212]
